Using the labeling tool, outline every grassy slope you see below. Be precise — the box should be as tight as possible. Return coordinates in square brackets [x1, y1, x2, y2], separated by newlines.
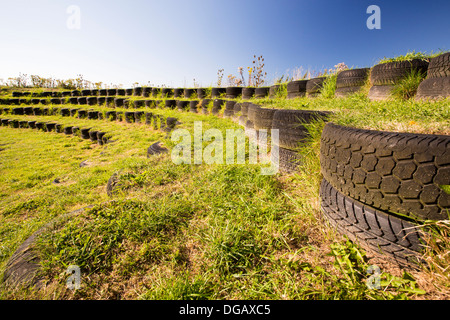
[0, 91, 449, 300]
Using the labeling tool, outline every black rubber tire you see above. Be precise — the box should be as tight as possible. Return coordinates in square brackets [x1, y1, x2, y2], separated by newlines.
[71, 90, 81, 97]
[165, 99, 176, 109]
[145, 100, 156, 108]
[189, 100, 199, 113]
[19, 121, 28, 129]
[133, 87, 143, 96]
[271, 147, 302, 173]
[142, 87, 152, 98]
[63, 126, 73, 135]
[226, 87, 242, 99]
[12, 107, 24, 115]
[177, 100, 189, 111]
[114, 98, 124, 108]
[67, 97, 78, 104]
[77, 97, 87, 105]
[134, 100, 145, 108]
[320, 178, 424, 267]
[72, 127, 80, 136]
[211, 87, 226, 98]
[99, 89, 107, 96]
[19, 99, 30, 105]
[97, 97, 106, 105]
[81, 90, 91, 96]
[77, 109, 87, 119]
[86, 97, 97, 106]
[272, 109, 332, 150]
[125, 89, 133, 96]
[426, 52, 450, 79]
[254, 87, 270, 98]
[173, 88, 184, 98]
[253, 108, 278, 130]
[105, 111, 117, 121]
[45, 123, 56, 132]
[320, 122, 450, 221]
[39, 99, 48, 105]
[242, 87, 255, 99]
[145, 112, 153, 125]
[233, 102, 242, 114]
[240, 102, 250, 116]
[124, 111, 135, 123]
[80, 128, 91, 139]
[27, 121, 36, 129]
[12, 92, 22, 97]
[151, 88, 161, 97]
[89, 130, 98, 142]
[213, 99, 226, 112]
[106, 89, 117, 96]
[335, 86, 364, 97]
[336, 68, 370, 89]
[97, 132, 106, 145]
[116, 89, 125, 96]
[416, 77, 450, 100]
[31, 107, 41, 116]
[247, 104, 261, 123]
[306, 77, 326, 95]
[134, 111, 144, 123]
[269, 85, 283, 98]
[225, 100, 236, 111]
[55, 124, 63, 133]
[370, 59, 429, 86]
[62, 92, 72, 97]
[367, 85, 394, 101]
[87, 110, 99, 120]
[161, 88, 174, 98]
[197, 88, 208, 99]
[31, 99, 41, 105]
[70, 108, 79, 117]
[184, 89, 196, 99]
[23, 107, 33, 115]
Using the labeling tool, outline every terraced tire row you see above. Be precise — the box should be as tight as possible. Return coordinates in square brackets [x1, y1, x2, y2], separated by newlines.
[0, 117, 111, 145]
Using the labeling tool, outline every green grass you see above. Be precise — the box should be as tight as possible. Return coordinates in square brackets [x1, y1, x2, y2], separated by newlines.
[377, 50, 446, 64]
[0, 90, 449, 300]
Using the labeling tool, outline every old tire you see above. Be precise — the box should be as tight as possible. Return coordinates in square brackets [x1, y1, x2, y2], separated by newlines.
[320, 178, 424, 268]
[320, 122, 450, 221]
[370, 59, 429, 86]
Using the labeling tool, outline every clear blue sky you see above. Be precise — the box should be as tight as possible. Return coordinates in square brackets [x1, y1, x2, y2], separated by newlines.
[0, 0, 449, 88]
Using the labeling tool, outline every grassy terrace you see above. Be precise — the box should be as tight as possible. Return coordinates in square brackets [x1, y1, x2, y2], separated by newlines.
[0, 88, 449, 299]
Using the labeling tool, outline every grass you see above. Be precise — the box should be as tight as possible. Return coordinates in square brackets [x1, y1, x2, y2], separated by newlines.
[0, 89, 449, 300]
[377, 50, 446, 64]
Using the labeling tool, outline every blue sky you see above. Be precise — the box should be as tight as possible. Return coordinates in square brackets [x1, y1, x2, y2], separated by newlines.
[0, 0, 448, 88]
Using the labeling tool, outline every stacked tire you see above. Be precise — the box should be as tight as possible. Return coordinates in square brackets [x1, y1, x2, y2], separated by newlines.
[416, 52, 450, 100]
[335, 68, 370, 97]
[319, 123, 450, 267]
[368, 59, 429, 101]
[272, 110, 331, 173]
[306, 77, 326, 97]
[286, 80, 307, 99]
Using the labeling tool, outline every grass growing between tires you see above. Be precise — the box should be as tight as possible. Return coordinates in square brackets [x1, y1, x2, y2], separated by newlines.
[0, 91, 449, 299]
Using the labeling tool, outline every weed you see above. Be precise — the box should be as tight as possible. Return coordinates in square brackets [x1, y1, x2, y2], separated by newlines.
[390, 68, 427, 100]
